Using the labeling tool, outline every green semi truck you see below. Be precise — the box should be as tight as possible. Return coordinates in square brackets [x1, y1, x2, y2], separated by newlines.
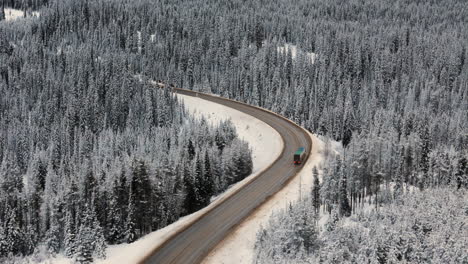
[293, 147, 306, 165]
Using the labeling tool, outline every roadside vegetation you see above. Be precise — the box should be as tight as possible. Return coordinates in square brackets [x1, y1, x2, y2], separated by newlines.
[255, 188, 468, 263]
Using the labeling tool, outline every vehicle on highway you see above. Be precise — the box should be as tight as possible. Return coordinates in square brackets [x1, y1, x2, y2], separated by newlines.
[293, 147, 306, 164]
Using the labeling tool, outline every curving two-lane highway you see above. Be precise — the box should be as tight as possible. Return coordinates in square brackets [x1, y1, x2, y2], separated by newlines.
[140, 88, 312, 264]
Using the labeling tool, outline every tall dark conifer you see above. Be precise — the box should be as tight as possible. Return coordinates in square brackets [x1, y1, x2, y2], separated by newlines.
[311, 166, 321, 214]
[338, 171, 351, 217]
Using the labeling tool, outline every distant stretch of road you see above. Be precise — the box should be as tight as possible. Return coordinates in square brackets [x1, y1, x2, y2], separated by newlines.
[140, 88, 312, 264]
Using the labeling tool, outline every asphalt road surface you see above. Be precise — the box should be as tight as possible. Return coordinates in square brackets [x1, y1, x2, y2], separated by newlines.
[140, 88, 312, 264]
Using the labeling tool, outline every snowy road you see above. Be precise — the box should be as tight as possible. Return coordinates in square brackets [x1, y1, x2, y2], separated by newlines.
[140, 89, 313, 264]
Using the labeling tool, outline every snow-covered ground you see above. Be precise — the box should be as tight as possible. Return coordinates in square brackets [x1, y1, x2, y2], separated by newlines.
[203, 132, 326, 264]
[98, 93, 284, 263]
[3, 8, 40, 21]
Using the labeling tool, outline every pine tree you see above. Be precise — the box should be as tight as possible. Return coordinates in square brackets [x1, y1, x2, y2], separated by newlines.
[107, 194, 123, 244]
[92, 216, 107, 260]
[107, 175, 127, 244]
[75, 226, 94, 264]
[203, 151, 215, 201]
[194, 155, 206, 209]
[338, 172, 352, 217]
[325, 208, 339, 232]
[187, 139, 195, 160]
[0, 5, 5, 21]
[64, 210, 76, 258]
[83, 166, 97, 204]
[45, 206, 61, 255]
[0, 223, 9, 257]
[125, 192, 137, 243]
[311, 166, 321, 214]
[419, 122, 431, 176]
[74, 202, 106, 263]
[254, 21, 264, 49]
[456, 155, 467, 189]
[130, 159, 153, 236]
[215, 128, 227, 152]
[3, 206, 23, 256]
[183, 163, 197, 215]
[187, 58, 195, 90]
[75, 204, 95, 263]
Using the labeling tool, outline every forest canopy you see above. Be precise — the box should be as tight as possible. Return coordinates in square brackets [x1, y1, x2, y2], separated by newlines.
[0, 0, 467, 262]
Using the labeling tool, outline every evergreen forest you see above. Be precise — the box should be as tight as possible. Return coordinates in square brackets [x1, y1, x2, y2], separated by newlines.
[0, 0, 467, 263]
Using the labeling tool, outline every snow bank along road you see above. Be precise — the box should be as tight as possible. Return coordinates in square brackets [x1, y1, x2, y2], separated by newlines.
[140, 88, 312, 264]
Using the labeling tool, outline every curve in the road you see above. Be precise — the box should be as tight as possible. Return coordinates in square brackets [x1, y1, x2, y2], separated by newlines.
[140, 88, 312, 264]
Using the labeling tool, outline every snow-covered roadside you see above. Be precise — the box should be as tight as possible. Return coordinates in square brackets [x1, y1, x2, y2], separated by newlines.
[202, 132, 326, 264]
[98, 93, 284, 263]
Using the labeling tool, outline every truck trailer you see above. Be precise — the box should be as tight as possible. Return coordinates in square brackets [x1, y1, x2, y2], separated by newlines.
[293, 147, 306, 165]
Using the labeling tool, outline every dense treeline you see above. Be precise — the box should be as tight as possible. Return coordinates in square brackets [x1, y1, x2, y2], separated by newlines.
[0, 0, 253, 262]
[1, 0, 48, 11]
[18, 0, 464, 196]
[255, 189, 468, 263]
[0, 0, 466, 262]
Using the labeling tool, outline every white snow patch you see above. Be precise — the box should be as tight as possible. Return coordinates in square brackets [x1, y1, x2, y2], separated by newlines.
[4, 8, 24, 21]
[317, 134, 343, 157]
[98, 93, 284, 263]
[203, 133, 326, 264]
[34, 255, 71, 264]
[7, 245, 73, 264]
[277, 43, 316, 63]
[137, 31, 142, 54]
[3, 8, 40, 21]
